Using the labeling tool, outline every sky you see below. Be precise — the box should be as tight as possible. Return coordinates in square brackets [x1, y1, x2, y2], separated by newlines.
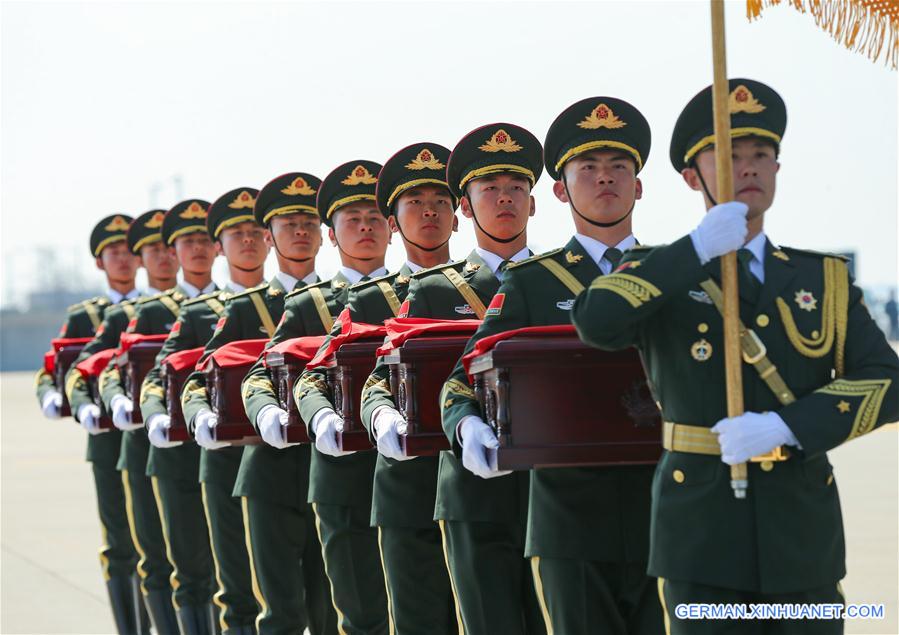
[1, 0, 896, 308]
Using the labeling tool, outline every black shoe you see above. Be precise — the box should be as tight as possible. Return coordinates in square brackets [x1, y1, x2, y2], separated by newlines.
[177, 604, 217, 635]
[222, 625, 256, 635]
[130, 575, 152, 635]
[143, 589, 179, 635]
[105, 575, 138, 635]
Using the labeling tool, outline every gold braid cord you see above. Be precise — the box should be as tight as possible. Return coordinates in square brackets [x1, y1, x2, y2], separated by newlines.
[815, 378, 892, 440]
[444, 378, 476, 400]
[775, 257, 849, 375]
[361, 376, 389, 401]
[590, 273, 662, 308]
[241, 376, 274, 403]
[747, 0, 898, 69]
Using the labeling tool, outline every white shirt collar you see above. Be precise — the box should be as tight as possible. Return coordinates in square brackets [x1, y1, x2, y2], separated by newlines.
[274, 270, 319, 292]
[107, 287, 139, 304]
[179, 280, 216, 299]
[574, 233, 637, 268]
[475, 246, 531, 275]
[226, 280, 247, 293]
[144, 286, 163, 297]
[339, 266, 388, 285]
[743, 232, 767, 264]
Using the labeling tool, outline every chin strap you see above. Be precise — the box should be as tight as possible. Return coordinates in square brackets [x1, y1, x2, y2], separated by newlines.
[561, 173, 633, 228]
[691, 160, 719, 207]
[270, 228, 312, 263]
[392, 211, 451, 252]
[464, 190, 526, 245]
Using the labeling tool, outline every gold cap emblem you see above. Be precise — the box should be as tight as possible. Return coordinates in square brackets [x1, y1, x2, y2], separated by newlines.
[405, 148, 445, 171]
[228, 190, 256, 209]
[729, 85, 766, 114]
[479, 129, 522, 153]
[105, 215, 131, 232]
[145, 211, 166, 228]
[180, 201, 207, 219]
[281, 177, 317, 196]
[341, 165, 378, 186]
[577, 103, 626, 130]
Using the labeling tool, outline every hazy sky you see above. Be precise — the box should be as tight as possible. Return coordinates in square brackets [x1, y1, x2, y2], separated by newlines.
[2, 0, 896, 307]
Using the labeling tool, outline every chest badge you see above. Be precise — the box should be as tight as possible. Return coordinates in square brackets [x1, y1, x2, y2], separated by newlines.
[690, 339, 713, 362]
[794, 289, 818, 312]
[688, 290, 713, 305]
[454, 304, 476, 315]
[556, 299, 575, 311]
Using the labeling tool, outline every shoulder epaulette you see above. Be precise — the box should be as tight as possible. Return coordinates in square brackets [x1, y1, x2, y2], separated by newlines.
[136, 293, 163, 305]
[505, 248, 564, 270]
[350, 271, 399, 291]
[627, 244, 656, 253]
[780, 246, 850, 262]
[286, 279, 331, 299]
[227, 283, 270, 302]
[182, 290, 220, 307]
[410, 259, 465, 279]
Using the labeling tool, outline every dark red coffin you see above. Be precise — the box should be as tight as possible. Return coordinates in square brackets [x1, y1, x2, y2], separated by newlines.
[204, 340, 267, 445]
[54, 343, 88, 417]
[329, 339, 382, 452]
[117, 341, 165, 424]
[266, 351, 311, 444]
[468, 335, 662, 470]
[382, 335, 471, 457]
[162, 364, 192, 442]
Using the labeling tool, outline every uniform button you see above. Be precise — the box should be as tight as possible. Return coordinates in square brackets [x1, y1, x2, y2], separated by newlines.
[672, 469, 685, 483]
[756, 314, 769, 328]
[760, 461, 774, 472]
[812, 330, 820, 339]
[697, 323, 709, 333]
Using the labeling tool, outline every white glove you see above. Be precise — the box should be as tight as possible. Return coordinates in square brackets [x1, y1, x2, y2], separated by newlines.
[372, 407, 415, 462]
[195, 409, 230, 450]
[147, 414, 182, 449]
[77, 404, 107, 435]
[689, 201, 749, 264]
[41, 390, 63, 419]
[312, 408, 355, 457]
[712, 411, 801, 466]
[459, 416, 511, 479]
[257, 405, 296, 449]
[111, 395, 141, 431]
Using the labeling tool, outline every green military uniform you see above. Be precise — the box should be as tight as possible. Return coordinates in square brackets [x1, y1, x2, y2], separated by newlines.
[440, 96, 660, 635]
[571, 79, 899, 635]
[48, 214, 146, 635]
[244, 160, 389, 635]
[373, 124, 545, 635]
[305, 142, 459, 635]
[132, 199, 223, 634]
[182, 182, 335, 635]
[67, 211, 178, 633]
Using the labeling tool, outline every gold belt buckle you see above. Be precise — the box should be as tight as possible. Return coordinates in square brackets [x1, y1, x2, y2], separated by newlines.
[750, 446, 790, 462]
[741, 329, 767, 365]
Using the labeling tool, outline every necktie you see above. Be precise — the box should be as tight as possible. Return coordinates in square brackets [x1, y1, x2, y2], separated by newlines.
[603, 248, 623, 272]
[737, 248, 761, 301]
[359, 275, 370, 283]
[497, 260, 510, 282]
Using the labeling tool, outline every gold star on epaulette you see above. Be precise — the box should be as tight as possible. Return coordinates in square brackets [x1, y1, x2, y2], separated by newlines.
[837, 400, 851, 414]
[565, 251, 583, 265]
[464, 262, 481, 273]
[772, 250, 790, 261]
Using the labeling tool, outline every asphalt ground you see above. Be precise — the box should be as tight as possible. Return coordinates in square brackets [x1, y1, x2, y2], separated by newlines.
[1, 371, 896, 634]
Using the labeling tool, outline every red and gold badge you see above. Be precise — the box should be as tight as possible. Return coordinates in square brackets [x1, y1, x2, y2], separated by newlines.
[485, 293, 505, 317]
[281, 177, 317, 196]
[228, 191, 256, 209]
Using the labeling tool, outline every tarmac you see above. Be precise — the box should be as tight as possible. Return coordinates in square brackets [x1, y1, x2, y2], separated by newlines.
[1, 370, 897, 634]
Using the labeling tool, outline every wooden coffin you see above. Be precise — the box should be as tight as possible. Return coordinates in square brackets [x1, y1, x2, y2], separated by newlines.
[162, 361, 193, 442]
[117, 341, 164, 424]
[207, 360, 260, 445]
[469, 336, 661, 469]
[54, 344, 86, 417]
[87, 375, 114, 431]
[265, 351, 310, 444]
[328, 339, 382, 452]
[383, 335, 471, 457]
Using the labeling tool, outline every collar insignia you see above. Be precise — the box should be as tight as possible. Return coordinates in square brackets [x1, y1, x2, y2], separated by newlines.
[405, 148, 445, 171]
[478, 129, 522, 153]
[341, 165, 377, 186]
[396, 275, 410, 285]
[228, 190, 256, 209]
[577, 103, 626, 130]
[464, 262, 481, 273]
[556, 299, 575, 311]
[334, 280, 348, 289]
[729, 85, 766, 114]
[772, 250, 790, 261]
[565, 251, 583, 264]
[281, 177, 316, 196]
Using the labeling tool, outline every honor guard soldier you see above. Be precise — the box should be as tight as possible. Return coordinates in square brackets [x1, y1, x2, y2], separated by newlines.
[242, 160, 393, 635]
[299, 143, 459, 635]
[39, 214, 145, 634]
[444, 98, 661, 634]
[66, 209, 181, 632]
[571, 79, 899, 634]
[181, 181, 334, 635]
[366, 124, 546, 635]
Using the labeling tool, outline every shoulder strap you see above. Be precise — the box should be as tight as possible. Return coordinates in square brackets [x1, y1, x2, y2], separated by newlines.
[204, 297, 226, 317]
[122, 303, 136, 319]
[700, 278, 796, 406]
[308, 287, 335, 332]
[83, 301, 101, 331]
[442, 268, 487, 319]
[539, 259, 585, 296]
[158, 294, 181, 317]
[249, 292, 277, 337]
[376, 280, 402, 317]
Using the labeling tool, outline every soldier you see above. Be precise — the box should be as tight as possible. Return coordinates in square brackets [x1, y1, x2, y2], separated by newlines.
[365, 123, 546, 635]
[241, 160, 392, 635]
[181, 180, 333, 635]
[66, 209, 181, 632]
[442, 99, 661, 634]
[298, 143, 459, 635]
[571, 79, 899, 634]
[37, 214, 144, 634]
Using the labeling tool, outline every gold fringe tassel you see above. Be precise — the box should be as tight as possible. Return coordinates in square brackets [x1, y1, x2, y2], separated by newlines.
[747, 0, 898, 69]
